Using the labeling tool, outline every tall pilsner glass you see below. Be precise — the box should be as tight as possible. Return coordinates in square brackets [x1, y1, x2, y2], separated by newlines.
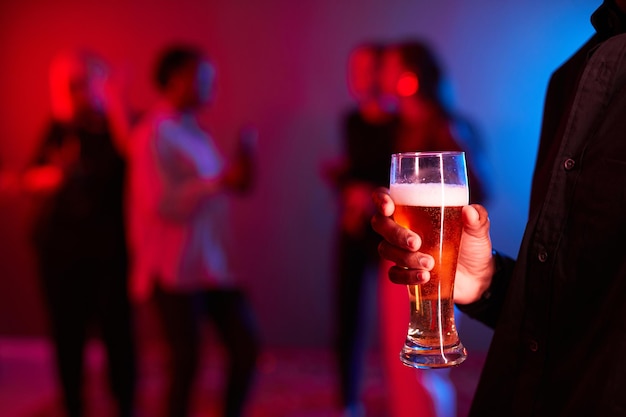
[390, 151, 468, 369]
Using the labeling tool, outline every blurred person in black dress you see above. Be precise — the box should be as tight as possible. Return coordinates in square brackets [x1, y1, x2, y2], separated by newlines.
[24, 49, 135, 417]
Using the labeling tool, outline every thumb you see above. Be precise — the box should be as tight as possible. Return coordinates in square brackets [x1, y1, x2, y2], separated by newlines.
[455, 204, 495, 305]
[463, 204, 490, 239]
[459, 204, 493, 264]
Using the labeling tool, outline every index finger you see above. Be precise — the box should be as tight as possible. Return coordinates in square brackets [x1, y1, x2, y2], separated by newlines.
[371, 213, 421, 252]
[371, 188, 421, 252]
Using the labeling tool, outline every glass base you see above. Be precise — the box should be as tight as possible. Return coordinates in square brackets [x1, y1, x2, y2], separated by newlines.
[400, 339, 467, 369]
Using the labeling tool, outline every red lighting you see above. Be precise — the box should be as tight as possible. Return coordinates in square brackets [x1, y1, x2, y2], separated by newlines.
[21, 166, 63, 192]
[396, 72, 419, 97]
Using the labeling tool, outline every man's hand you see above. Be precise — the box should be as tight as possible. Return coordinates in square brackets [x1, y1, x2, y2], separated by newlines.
[371, 187, 495, 305]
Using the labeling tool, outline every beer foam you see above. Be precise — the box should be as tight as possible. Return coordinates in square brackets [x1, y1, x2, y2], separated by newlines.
[390, 183, 468, 207]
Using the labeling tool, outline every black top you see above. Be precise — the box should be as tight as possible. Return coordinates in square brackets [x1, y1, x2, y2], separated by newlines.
[32, 115, 127, 264]
[341, 109, 398, 188]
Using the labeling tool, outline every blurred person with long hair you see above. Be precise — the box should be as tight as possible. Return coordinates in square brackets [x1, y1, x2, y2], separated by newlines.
[25, 49, 135, 417]
[380, 40, 489, 204]
[377, 39, 491, 417]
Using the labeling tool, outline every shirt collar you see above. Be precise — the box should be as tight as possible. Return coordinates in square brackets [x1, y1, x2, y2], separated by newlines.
[591, 0, 626, 39]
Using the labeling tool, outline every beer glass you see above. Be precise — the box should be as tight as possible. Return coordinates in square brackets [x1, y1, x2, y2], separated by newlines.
[389, 151, 468, 369]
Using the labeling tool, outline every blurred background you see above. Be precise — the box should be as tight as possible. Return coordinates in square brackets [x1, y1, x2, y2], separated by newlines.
[0, 0, 600, 416]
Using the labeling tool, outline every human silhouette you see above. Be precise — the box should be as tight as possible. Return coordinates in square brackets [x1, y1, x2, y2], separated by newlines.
[127, 44, 260, 417]
[26, 49, 135, 417]
[323, 41, 397, 417]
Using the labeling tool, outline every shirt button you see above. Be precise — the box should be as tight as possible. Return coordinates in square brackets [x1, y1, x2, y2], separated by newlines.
[538, 250, 548, 262]
[564, 158, 576, 170]
[529, 340, 539, 352]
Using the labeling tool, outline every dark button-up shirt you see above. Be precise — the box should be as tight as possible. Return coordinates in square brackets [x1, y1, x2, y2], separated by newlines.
[458, 2, 626, 416]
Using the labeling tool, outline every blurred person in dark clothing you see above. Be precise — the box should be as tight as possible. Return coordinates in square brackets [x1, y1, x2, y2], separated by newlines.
[372, 1, 626, 416]
[324, 41, 397, 417]
[25, 49, 135, 417]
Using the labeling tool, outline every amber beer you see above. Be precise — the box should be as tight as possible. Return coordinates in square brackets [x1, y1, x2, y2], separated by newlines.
[390, 180, 468, 368]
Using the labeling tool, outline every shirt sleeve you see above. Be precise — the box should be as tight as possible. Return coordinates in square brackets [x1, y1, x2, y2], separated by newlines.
[456, 250, 517, 329]
[152, 121, 215, 222]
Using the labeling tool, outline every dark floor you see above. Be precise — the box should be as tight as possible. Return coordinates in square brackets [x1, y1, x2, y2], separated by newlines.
[0, 337, 485, 417]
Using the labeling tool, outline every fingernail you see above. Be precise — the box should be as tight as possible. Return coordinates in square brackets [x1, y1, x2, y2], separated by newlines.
[417, 270, 430, 283]
[407, 236, 417, 249]
[419, 257, 433, 269]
